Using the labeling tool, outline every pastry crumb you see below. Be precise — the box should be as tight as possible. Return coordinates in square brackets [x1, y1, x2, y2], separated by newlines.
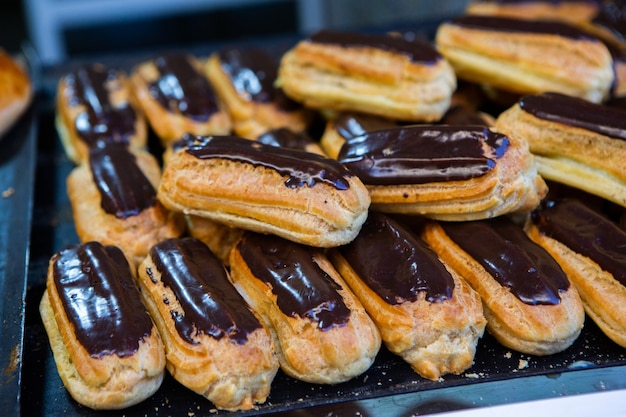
[518, 359, 529, 369]
[504, 351, 512, 359]
[2, 187, 14, 198]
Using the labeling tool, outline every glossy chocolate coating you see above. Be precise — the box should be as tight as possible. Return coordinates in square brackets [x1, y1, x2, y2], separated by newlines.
[148, 53, 219, 121]
[310, 29, 441, 64]
[186, 135, 353, 190]
[148, 238, 261, 345]
[88, 143, 157, 219]
[337, 125, 509, 185]
[256, 128, 315, 151]
[441, 216, 570, 305]
[236, 232, 351, 331]
[519, 92, 626, 141]
[339, 212, 453, 305]
[334, 113, 397, 140]
[52, 242, 153, 358]
[65, 64, 137, 146]
[532, 198, 626, 287]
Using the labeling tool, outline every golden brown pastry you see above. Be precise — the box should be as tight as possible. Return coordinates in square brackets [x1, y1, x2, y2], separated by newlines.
[276, 29, 456, 123]
[158, 135, 371, 247]
[205, 47, 311, 139]
[130, 52, 231, 146]
[67, 142, 185, 266]
[423, 217, 585, 355]
[337, 124, 547, 221]
[184, 214, 244, 266]
[39, 241, 165, 410]
[137, 238, 279, 411]
[495, 92, 626, 207]
[228, 232, 381, 384]
[435, 15, 614, 103]
[328, 212, 486, 381]
[465, 0, 599, 24]
[0, 49, 32, 138]
[55, 63, 147, 164]
[527, 198, 626, 348]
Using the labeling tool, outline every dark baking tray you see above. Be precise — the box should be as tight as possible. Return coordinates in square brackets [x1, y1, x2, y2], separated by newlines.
[19, 26, 626, 417]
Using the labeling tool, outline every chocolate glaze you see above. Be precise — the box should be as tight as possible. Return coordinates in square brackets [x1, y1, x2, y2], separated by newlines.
[519, 92, 626, 141]
[52, 242, 153, 358]
[256, 128, 315, 151]
[88, 142, 157, 219]
[334, 113, 397, 140]
[309, 29, 441, 64]
[147, 238, 261, 345]
[65, 64, 137, 146]
[148, 53, 219, 121]
[532, 198, 626, 287]
[339, 212, 454, 305]
[337, 125, 509, 185]
[186, 135, 353, 190]
[236, 232, 351, 331]
[441, 216, 570, 305]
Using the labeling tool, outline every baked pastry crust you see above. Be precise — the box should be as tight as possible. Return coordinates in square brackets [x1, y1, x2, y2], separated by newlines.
[0, 49, 32, 138]
[465, 1, 599, 24]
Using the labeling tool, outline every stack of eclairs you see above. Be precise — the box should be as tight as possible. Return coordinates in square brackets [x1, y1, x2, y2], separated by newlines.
[39, 0, 626, 411]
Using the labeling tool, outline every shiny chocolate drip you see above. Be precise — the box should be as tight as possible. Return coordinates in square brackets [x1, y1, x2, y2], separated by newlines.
[519, 92, 626, 141]
[339, 212, 454, 305]
[52, 242, 153, 358]
[148, 238, 261, 345]
[186, 135, 352, 190]
[65, 64, 137, 146]
[337, 125, 509, 185]
[532, 198, 626, 287]
[149, 53, 218, 121]
[441, 217, 570, 305]
[310, 29, 441, 64]
[236, 232, 351, 331]
[256, 128, 315, 150]
[88, 143, 157, 219]
[334, 113, 397, 140]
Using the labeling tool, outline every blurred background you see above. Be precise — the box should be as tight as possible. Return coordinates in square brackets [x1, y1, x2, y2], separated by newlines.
[3, 0, 470, 66]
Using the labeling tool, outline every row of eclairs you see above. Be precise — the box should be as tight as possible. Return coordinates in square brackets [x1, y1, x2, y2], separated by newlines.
[39, 0, 626, 412]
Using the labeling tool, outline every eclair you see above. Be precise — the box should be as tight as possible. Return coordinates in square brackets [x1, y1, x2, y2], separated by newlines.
[137, 238, 279, 410]
[158, 134, 371, 247]
[527, 198, 626, 348]
[422, 216, 585, 355]
[228, 232, 381, 384]
[435, 15, 614, 103]
[55, 63, 147, 164]
[130, 52, 231, 146]
[0, 49, 32, 138]
[256, 127, 325, 155]
[39, 241, 165, 410]
[495, 92, 626, 207]
[67, 142, 184, 266]
[465, 0, 599, 24]
[276, 29, 456, 122]
[205, 47, 311, 139]
[328, 212, 486, 380]
[336, 124, 547, 221]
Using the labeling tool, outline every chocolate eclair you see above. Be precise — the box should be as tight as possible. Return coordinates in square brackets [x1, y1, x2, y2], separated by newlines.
[67, 142, 184, 266]
[276, 29, 456, 122]
[423, 216, 585, 355]
[435, 15, 614, 102]
[137, 238, 279, 411]
[55, 63, 147, 164]
[328, 212, 486, 380]
[465, 0, 599, 24]
[495, 92, 626, 207]
[205, 47, 311, 139]
[130, 52, 231, 146]
[256, 127, 325, 155]
[228, 231, 381, 384]
[336, 124, 547, 221]
[39, 241, 165, 410]
[158, 135, 371, 247]
[527, 198, 626, 348]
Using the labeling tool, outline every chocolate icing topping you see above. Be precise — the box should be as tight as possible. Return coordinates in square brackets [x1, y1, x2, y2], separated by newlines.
[339, 212, 454, 305]
[441, 216, 570, 305]
[519, 92, 626, 141]
[256, 128, 315, 151]
[88, 143, 157, 219]
[65, 64, 137, 146]
[148, 238, 261, 345]
[532, 198, 626, 287]
[236, 232, 351, 331]
[337, 125, 509, 185]
[334, 113, 397, 140]
[186, 135, 353, 190]
[52, 242, 153, 358]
